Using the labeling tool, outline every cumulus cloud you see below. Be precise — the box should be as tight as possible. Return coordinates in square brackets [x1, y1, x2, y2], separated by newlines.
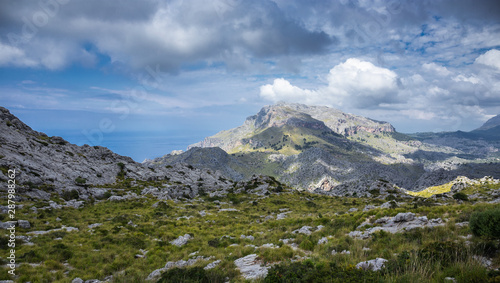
[475, 49, 500, 71]
[260, 58, 399, 108]
[261, 50, 500, 130]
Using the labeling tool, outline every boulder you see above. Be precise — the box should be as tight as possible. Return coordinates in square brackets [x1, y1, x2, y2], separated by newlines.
[170, 234, 192, 247]
[18, 220, 30, 229]
[234, 254, 269, 280]
[356, 258, 388, 271]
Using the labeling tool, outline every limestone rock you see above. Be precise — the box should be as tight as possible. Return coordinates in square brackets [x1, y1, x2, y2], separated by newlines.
[356, 258, 388, 271]
[170, 234, 192, 247]
[18, 220, 30, 229]
[234, 254, 269, 280]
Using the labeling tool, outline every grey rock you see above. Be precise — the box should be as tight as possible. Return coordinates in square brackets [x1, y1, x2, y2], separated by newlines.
[473, 255, 492, 268]
[261, 243, 278, 248]
[204, 260, 221, 270]
[72, 279, 84, 283]
[234, 254, 269, 280]
[27, 226, 79, 236]
[219, 208, 238, 212]
[363, 205, 376, 211]
[88, 223, 103, 229]
[276, 211, 291, 220]
[89, 188, 109, 199]
[356, 258, 388, 271]
[25, 189, 51, 200]
[18, 220, 30, 229]
[393, 212, 415, 222]
[0, 221, 16, 229]
[293, 226, 313, 235]
[145, 268, 165, 281]
[170, 234, 192, 247]
[318, 237, 328, 245]
[264, 215, 275, 221]
[241, 235, 255, 241]
[349, 212, 444, 239]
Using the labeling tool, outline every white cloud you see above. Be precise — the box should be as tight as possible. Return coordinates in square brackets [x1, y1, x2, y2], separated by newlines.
[453, 74, 480, 84]
[475, 49, 500, 71]
[260, 58, 399, 108]
[422, 63, 451, 76]
[0, 42, 37, 67]
[400, 109, 436, 120]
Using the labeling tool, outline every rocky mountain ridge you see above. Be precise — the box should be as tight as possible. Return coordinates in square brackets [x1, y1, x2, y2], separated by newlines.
[148, 103, 500, 194]
[0, 106, 236, 202]
[188, 102, 395, 152]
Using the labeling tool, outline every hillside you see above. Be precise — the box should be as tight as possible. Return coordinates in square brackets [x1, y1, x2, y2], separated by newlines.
[147, 103, 500, 193]
[0, 106, 237, 202]
[1, 105, 500, 282]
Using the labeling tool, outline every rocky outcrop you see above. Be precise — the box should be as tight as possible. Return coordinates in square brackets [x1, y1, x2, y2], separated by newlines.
[146, 256, 213, 281]
[349, 212, 445, 239]
[170, 234, 192, 247]
[356, 258, 388, 271]
[234, 254, 269, 280]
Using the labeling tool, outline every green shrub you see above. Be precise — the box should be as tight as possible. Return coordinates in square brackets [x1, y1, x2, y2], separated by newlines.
[418, 241, 466, 266]
[50, 243, 73, 261]
[208, 238, 220, 248]
[61, 189, 79, 201]
[19, 250, 43, 262]
[74, 176, 86, 185]
[453, 192, 468, 201]
[264, 260, 380, 283]
[157, 267, 227, 283]
[469, 208, 500, 239]
[299, 239, 315, 251]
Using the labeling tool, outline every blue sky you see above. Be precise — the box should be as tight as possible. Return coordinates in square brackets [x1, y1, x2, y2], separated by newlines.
[1, 0, 500, 161]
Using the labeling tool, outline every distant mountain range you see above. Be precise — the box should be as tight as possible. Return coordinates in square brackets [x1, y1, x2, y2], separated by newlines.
[145, 103, 500, 195]
[1, 103, 499, 198]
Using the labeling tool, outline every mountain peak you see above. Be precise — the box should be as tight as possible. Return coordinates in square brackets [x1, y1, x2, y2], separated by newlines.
[252, 102, 395, 136]
[188, 103, 395, 153]
[475, 114, 500, 131]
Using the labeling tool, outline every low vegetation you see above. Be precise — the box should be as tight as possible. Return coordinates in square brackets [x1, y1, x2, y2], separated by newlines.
[0, 179, 499, 282]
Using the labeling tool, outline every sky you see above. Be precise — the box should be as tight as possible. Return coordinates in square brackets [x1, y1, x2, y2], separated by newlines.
[1, 0, 500, 161]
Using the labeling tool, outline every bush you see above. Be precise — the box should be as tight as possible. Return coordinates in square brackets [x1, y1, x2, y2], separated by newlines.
[299, 239, 315, 251]
[61, 189, 79, 201]
[470, 208, 500, 239]
[157, 267, 227, 283]
[453, 192, 468, 201]
[418, 241, 466, 266]
[50, 243, 72, 261]
[74, 176, 86, 185]
[264, 260, 381, 283]
[208, 238, 220, 248]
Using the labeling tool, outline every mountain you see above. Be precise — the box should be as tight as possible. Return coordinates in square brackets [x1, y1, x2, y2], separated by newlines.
[0, 106, 235, 201]
[2, 105, 500, 283]
[475, 114, 500, 131]
[147, 103, 500, 194]
[188, 102, 395, 152]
